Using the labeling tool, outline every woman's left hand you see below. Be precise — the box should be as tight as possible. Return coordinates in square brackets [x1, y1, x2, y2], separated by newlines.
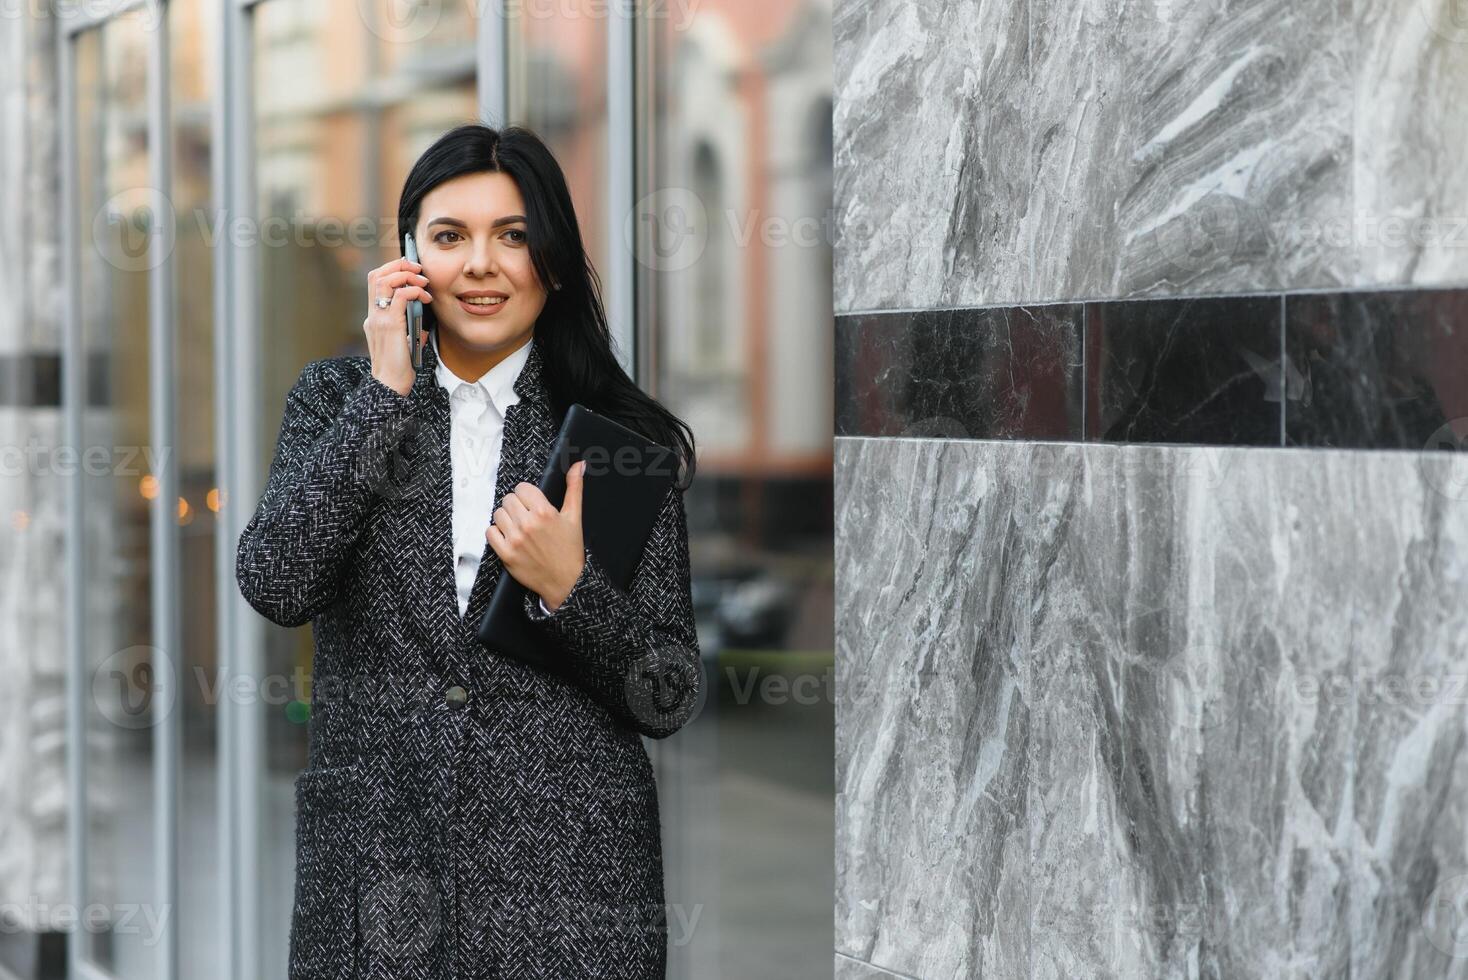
[487, 459, 587, 612]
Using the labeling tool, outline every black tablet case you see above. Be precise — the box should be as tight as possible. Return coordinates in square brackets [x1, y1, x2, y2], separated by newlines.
[475, 403, 679, 672]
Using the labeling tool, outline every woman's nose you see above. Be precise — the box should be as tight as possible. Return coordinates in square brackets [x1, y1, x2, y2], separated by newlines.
[464, 241, 498, 277]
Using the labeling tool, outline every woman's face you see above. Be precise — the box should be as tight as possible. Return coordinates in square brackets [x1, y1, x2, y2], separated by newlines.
[413, 170, 550, 356]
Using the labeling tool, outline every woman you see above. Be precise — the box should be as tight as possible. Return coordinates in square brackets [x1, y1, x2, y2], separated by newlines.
[235, 123, 704, 980]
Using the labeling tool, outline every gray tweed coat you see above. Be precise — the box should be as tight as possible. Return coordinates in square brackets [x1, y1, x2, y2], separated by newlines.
[235, 334, 703, 979]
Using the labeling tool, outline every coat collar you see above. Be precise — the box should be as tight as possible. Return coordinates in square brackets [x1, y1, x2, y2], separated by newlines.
[414, 328, 550, 411]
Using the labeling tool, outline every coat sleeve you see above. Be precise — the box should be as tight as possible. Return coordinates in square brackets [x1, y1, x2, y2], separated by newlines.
[235, 360, 418, 628]
[521, 482, 704, 739]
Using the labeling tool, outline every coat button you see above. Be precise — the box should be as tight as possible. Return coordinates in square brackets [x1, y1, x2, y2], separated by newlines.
[445, 685, 469, 709]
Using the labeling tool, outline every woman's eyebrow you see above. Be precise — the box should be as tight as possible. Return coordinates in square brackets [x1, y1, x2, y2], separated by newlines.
[426, 214, 527, 230]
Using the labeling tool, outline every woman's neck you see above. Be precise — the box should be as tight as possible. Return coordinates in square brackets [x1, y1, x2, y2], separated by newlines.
[435, 328, 532, 383]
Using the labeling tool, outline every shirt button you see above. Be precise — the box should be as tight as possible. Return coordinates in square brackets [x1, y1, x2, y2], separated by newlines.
[445, 685, 469, 709]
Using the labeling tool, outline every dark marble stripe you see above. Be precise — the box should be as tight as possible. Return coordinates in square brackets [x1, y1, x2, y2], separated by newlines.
[834, 305, 1083, 441]
[836, 287, 1468, 449]
[1085, 294, 1283, 446]
[1285, 289, 1468, 449]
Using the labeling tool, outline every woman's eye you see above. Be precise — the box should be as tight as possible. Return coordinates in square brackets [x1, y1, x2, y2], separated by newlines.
[433, 231, 462, 244]
[505, 229, 527, 244]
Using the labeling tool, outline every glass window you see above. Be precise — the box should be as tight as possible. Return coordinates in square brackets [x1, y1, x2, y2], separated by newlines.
[638, 2, 836, 975]
[170, 0, 221, 974]
[250, 2, 478, 975]
[507, 0, 609, 295]
[74, 10, 157, 978]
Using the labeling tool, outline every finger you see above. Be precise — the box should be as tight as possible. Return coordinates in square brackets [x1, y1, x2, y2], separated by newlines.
[513, 481, 549, 512]
[502, 492, 531, 520]
[387, 285, 433, 319]
[379, 256, 422, 276]
[380, 269, 431, 291]
[486, 522, 507, 555]
[368, 259, 424, 305]
[561, 459, 586, 522]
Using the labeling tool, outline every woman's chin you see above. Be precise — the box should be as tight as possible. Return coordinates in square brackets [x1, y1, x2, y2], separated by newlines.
[441, 320, 532, 350]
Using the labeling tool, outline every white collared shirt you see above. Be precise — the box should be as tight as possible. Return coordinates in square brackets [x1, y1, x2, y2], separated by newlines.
[431, 330, 551, 618]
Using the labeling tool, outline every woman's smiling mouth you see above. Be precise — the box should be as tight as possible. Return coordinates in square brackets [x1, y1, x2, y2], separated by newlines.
[458, 291, 509, 316]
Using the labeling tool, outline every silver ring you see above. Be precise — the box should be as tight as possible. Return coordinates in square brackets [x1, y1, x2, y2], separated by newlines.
[375, 295, 391, 309]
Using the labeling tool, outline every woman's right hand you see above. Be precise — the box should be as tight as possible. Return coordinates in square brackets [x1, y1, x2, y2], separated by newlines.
[364, 256, 434, 397]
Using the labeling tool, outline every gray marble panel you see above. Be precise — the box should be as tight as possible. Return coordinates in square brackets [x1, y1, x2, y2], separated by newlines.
[835, 439, 1031, 978]
[834, 0, 1468, 312]
[1028, 0, 1352, 302]
[1350, 451, 1468, 979]
[1024, 443, 1357, 978]
[1354, 0, 1468, 287]
[836, 436, 1468, 977]
[833, 0, 1031, 313]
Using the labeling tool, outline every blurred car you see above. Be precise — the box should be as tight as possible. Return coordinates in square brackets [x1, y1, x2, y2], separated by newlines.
[690, 565, 799, 656]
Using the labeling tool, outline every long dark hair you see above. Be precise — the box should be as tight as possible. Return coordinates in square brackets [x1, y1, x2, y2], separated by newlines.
[397, 123, 697, 490]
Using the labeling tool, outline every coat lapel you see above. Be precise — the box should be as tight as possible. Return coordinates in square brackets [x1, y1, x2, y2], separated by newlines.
[462, 340, 559, 632]
[408, 334, 559, 644]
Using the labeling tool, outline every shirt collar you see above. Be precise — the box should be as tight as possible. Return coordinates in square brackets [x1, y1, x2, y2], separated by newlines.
[431, 330, 534, 417]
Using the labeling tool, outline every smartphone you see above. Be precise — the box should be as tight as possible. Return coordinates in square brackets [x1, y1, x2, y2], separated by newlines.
[404, 232, 425, 369]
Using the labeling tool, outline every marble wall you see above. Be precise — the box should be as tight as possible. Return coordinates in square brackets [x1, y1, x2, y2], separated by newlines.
[836, 438, 1468, 978]
[833, 1, 1468, 976]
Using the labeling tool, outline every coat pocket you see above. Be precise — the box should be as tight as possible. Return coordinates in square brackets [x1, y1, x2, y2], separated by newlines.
[288, 763, 364, 980]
